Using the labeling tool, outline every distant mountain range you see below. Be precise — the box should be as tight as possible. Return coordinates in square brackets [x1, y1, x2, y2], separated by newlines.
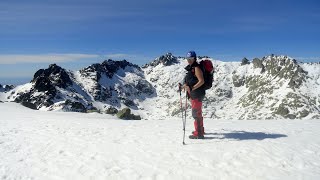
[0, 84, 14, 92]
[1, 53, 319, 119]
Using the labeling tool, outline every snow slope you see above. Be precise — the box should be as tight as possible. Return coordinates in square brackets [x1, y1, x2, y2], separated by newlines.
[142, 55, 320, 120]
[1, 102, 320, 180]
[0, 55, 319, 120]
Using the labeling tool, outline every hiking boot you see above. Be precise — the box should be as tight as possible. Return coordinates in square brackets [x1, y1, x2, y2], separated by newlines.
[192, 131, 206, 135]
[189, 134, 204, 139]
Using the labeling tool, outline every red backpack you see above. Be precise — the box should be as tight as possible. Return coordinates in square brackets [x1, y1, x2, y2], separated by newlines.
[199, 59, 214, 90]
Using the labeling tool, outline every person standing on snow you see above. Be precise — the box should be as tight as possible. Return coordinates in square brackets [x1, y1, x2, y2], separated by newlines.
[182, 51, 205, 139]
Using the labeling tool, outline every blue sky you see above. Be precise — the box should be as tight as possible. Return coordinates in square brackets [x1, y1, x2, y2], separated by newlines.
[0, 0, 320, 84]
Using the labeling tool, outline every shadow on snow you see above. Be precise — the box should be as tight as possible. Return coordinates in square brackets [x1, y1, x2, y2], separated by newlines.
[204, 130, 287, 141]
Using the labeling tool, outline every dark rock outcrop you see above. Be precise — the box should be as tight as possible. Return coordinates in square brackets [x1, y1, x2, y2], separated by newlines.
[116, 108, 141, 120]
[80, 59, 140, 79]
[0, 84, 14, 92]
[106, 106, 118, 114]
[33, 64, 73, 89]
[142, 53, 178, 68]
[15, 64, 74, 110]
[4, 85, 14, 91]
[63, 99, 87, 112]
[241, 58, 250, 66]
[79, 59, 155, 108]
[4, 59, 153, 112]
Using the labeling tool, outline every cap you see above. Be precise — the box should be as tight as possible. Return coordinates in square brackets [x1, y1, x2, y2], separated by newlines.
[186, 51, 196, 59]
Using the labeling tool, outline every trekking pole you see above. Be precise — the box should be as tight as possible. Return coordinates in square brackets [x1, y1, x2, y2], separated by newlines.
[179, 84, 184, 129]
[182, 92, 188, 145]
[179, 83, 186, 145]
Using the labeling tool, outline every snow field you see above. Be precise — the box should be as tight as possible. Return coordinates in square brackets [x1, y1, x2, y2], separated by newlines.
[0, 103, 320, 180]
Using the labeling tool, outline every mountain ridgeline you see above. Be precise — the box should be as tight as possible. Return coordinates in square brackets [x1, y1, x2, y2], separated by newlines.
[0, 84, 14, 92]
[1, 54, 320, 119]
[232, 55, 316, 119]
[7, 59, 155, 112]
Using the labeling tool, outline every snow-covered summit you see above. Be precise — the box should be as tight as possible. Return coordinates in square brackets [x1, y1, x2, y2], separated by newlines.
[10, 64, 90, 111]
[228, 55, 316, 119]
[75, 59, 155, 108]
[5, 60, 155, 112]
[32, 63, 73, 89]
[0, 54, 319, 119]
[143, 54, 320, 120]
[142, 52, 178, 68]
[80, 59, 140, 79]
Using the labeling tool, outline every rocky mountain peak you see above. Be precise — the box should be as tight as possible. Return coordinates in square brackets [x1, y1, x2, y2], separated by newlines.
[77, 59, 154, 107]
[2, 53, 319, 119]
[2, 84, 14, 92]
[12, 64, 74, 110]
[251, 55, 307, 88]
[101, 59, 139, 69]
[81, 59, 140, 79]
[229, 54, 318, 119]
[142, 52, 178, 68]
[32, 64, 73, 90]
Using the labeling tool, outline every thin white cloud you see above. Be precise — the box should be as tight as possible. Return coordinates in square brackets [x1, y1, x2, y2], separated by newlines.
[0, 53, 153, 65]
[0, 54, 100, 64]
[0, 53, 151, 80]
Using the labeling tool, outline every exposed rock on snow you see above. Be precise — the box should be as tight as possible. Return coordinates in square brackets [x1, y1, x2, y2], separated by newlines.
[232, 55, 313, 119]
[116, 107, 141, 120]
[33, 63, 73, 89]
[241, 57, 250, 66]
[13, 64, 85, 111]
[142, 52, 178, 68]
[105, 106, 118, 114]
[0, 84, 14, 92]
[1, 54, 319, 119]
[5, 60, 155, 113]
[144, 54, 320, 120]
[76, 59, 156, 109]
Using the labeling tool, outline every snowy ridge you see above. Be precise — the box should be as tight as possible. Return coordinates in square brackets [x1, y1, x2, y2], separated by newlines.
[0, 54, 319, 119]
[74, 59, 155, 110]
[2, 60, 155, 113]
[142, 54, 320, 120]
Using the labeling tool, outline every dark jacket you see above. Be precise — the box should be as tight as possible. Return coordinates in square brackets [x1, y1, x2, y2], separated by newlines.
[184, 61, 205, 100]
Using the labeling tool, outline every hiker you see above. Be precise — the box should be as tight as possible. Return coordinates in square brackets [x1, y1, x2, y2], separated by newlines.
[181, 51, 205, 139]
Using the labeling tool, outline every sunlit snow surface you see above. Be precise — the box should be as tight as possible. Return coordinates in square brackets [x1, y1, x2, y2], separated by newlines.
[1, 103, 319, 180]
